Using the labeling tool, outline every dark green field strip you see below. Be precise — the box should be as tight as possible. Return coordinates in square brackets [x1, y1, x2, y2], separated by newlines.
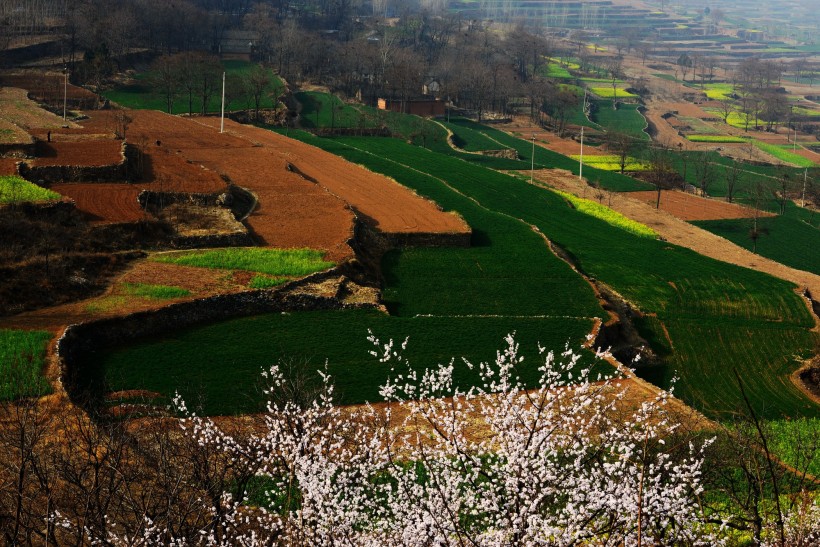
[445, 119, 653, 191]
[440, 120, 507, 152]
[1, 329, 52, 400]
[590, 100, 649, 141]
[105, 60, 282, 115]
[692, 215, 820, 276]
[313, 136, 818, 418]
[662, 320, 818, 418]
[87, 310, 598, 415]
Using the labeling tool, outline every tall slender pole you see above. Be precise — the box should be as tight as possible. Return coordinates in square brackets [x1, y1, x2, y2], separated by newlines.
[579, 90, 587, 181]
[63, 65, 68, 122]
[802, 167, 808, 207]
[220, 71, 226, 134]
[579, 125, 584, 181]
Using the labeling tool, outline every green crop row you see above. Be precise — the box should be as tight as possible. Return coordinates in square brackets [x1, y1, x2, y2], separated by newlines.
[569, 155, 649, 171]
[553, 189, 658, 238]
[0, 175, 61, 204]
[1, 329, 52, 401]
[151, 248, 334, 277]
[686, 135, 749, 143]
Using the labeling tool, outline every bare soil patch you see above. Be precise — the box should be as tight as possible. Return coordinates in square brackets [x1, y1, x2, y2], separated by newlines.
[0, 158, 20, 175]
[497, 116, 607, 156]
[194, 117, 470, 236]
[31, 139, 123, 167]
[628, 190, 775, 221]
[51, 183, 145, 223]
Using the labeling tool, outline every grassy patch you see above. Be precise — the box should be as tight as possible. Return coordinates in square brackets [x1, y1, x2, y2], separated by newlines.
[552, 189, 658, 238]
[248, 275, 288, 289]
[151, 248, 334, 277]
[753, 141, 816, 167]
[686, 135, 749, 143]
[588, 87, 638, 99]
[121, 282, 190, 299]
[0, 329, 52, 400]
[767, 418, 820, 476]
[0, 175, 61, 203]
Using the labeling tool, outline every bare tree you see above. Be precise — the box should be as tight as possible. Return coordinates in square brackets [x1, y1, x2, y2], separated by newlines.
[724, 162, 744, 203]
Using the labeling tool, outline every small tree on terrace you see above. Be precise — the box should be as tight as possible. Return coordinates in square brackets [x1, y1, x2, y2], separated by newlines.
[646, 144, 678, 208]
[244, 63, 271, 121]
[606, 130, 635, 174]
[693, 151, 715, 197]
[724, 162, 744, 203]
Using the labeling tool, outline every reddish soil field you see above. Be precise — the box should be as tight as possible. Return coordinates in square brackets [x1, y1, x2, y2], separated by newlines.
[60, 111, 468, 261]
[32, 139, 123, 166]
[0, 158, 20, 175]
[51, 183, 145, 223]
[200, 118, 468, 229]
[0, 73, 99, 105]
[627, 190, 776, 221]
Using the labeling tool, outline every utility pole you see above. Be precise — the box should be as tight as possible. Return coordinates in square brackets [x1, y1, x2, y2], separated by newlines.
[62, 64, 68, 123]
[220, 71, 226, 134]
[801, 167, 808, 207]
[579, 90, 587, 181]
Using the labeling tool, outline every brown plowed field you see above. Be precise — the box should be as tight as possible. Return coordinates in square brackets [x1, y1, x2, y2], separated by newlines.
[628, 190, 775, 221]
[0, 158, 19, 175]
[51, 183, 145, 223]
[191, 117, 470, 237]
[498, 116, 607, 156]
[32, 140, 122, 166]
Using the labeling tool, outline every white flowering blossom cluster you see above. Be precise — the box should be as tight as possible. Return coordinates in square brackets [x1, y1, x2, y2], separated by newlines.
[111, 332, 727, 547]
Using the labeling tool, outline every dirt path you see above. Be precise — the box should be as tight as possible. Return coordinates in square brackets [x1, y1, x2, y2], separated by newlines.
[533, 168, 820, 303]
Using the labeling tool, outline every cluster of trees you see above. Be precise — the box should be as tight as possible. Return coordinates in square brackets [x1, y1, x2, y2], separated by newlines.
[149, 52, 279, 118]
[2, 336, 818, 545]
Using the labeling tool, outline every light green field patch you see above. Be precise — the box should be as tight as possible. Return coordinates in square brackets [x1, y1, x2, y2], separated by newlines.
[121, 283, 191, 299]
[701, 84, 736, 101]
[589, 87, 638, 99]
[569, 154, 650, 171]
[553, 189, 658, 238]
[151, 248, 334, 277]
[0, 176, 61, 204]
[753, 141, 816, 167]
[686, 135, 749, 143]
